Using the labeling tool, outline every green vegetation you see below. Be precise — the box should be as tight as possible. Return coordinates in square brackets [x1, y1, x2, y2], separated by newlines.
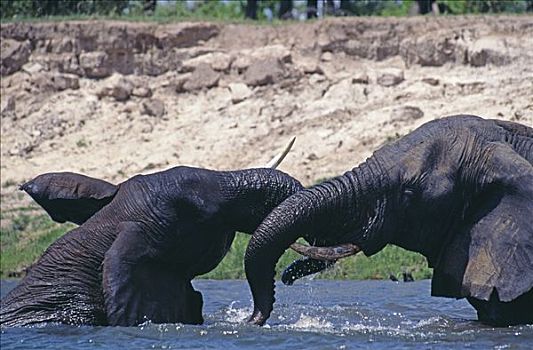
[76, 139, 89, 148]
[1, 0, 531, 22]
[1, 208, 431, 280]
[1, 208, 75, 278]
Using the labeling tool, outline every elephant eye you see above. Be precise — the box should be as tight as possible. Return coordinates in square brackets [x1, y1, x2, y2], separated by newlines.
[401, 188, 416, 205]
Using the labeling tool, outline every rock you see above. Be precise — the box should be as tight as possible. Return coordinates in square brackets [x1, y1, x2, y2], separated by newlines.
[80, 51, 111, 78]
[1, 95, 15, 117]
[107, 50, 135, 76]
[377, 69, 404, 87]
[469, 49, 509, 67]
[142, 99, 165, 117]
[321, 51, 334, 62]
[134, 50, 180, 76]
[111, 77, 134, 101]
[352, 73, 369, 84]
[228, 82, 252, 104]
[59, 54, 84, 75]
[156, 23, 220, 49]
[22, 62, 45, 75]
[309, 73, 326, 84]
[28, 53, 83, 76]
[98, 75, 134, 101]
[51, 73, 79, 91]
[468, 37, 510, 67]
[294, 56, 321, 74]
[422, 77, 439, 86]
[182, 52, 233, 72]
[182, 64, 220, 91]
[244, 58, 284, 87]
[1, 39, 31, 76]
[30, 72, 78, 92]
[53, 37, 75, 54]
[173, 73, 192, 93]
[399, 35, 467, 67]
[391, 106, 424, 122]
[232, 45, 291, 72]
[307, 153, 319, 161]
[132, 86, 152, 98]
[121, 101, 137, 114]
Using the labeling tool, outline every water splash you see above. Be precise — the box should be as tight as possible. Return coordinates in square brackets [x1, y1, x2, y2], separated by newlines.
[222, 301, 251, 324]
[286, 314, 334, 331]
[2, 280, 531, 350]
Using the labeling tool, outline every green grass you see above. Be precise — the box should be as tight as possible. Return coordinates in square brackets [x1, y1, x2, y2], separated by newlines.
[0, 209, 74, 278]
[0, 1, 279, 25]
[0, 209, 431, 281]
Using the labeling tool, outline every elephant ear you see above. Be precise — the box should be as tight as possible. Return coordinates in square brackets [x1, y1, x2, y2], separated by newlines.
[20, 172, 118, 225]
[102, 222, 204, 326]
[432, 143, 533, 302]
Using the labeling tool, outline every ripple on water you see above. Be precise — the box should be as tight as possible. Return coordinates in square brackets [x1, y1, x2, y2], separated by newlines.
[2, 280, 533, 350]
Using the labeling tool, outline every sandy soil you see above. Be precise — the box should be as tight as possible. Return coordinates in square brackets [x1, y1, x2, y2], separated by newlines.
[1, 16, 532, 214]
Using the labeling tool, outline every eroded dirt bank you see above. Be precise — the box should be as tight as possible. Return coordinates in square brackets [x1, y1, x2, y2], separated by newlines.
[1, 16, 532, 212]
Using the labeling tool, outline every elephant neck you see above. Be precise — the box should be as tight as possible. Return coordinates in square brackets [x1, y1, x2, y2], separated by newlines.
[218, 169, 302, 233]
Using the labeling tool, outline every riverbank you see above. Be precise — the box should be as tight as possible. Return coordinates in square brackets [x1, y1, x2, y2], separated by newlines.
[0, 202, 431, 280]
[1, 16, 531, 280]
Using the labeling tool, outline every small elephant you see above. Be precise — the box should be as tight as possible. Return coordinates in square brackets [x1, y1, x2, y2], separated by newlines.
[244, 115, 533, 327]
[1, 141, 304, 327]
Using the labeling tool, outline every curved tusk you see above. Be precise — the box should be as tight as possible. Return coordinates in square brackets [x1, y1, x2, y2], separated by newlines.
[290, 242, 361, 261]
[265, 136, 296, 169]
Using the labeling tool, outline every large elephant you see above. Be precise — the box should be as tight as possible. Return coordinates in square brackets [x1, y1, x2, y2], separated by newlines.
[244, 115, 533, 327]
[1, 141, 303, 327]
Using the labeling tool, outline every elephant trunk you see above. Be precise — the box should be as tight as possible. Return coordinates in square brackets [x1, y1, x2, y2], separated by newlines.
[218, 168, 303, 233]
[244, 157, 391, 325]
[244, 189, 323, 325]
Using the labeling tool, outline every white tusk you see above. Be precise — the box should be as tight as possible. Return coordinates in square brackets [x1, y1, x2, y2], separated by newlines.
[265, 136, 296, 169]
[290, 242, 361, 260]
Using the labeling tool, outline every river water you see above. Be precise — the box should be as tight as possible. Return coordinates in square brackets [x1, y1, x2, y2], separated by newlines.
[1, 279, 532, 349]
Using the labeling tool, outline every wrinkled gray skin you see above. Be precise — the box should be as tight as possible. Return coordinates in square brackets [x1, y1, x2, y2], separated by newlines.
[245, 115, 533, 327]
[1, 167, 302, 327]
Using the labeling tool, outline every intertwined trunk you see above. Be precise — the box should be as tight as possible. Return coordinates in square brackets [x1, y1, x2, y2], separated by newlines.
[244, 157, 390, 324]
[217, 168, 303, 233]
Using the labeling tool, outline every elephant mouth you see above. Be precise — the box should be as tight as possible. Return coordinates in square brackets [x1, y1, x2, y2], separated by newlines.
[289, 209, 381, 260]
[290, 242, 361, 260]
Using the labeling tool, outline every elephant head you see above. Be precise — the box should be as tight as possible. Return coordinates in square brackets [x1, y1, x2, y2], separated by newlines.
[244, 115, 533, 326]
[2, 138, 308, 327]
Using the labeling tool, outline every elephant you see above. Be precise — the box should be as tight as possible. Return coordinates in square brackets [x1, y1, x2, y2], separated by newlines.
[244, 115, 533, 327]
[1, 140, 304, 327]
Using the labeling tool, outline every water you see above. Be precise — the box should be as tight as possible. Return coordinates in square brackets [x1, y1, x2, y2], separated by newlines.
[1, 279, 532, 349]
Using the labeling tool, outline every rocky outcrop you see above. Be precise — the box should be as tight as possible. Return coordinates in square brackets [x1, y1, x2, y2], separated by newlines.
[182, 64, 220, 91]
[1, 21, 219, 77]
[0, 16, 531, 191]
[1, 39, 31, 76]
[2, 17, 529, 79]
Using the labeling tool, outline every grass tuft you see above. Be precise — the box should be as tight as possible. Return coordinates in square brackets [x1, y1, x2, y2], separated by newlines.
[1, 209, 74, 278]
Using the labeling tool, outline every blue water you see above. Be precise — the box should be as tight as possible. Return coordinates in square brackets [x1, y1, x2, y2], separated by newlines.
[1, 279, 532, 349]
